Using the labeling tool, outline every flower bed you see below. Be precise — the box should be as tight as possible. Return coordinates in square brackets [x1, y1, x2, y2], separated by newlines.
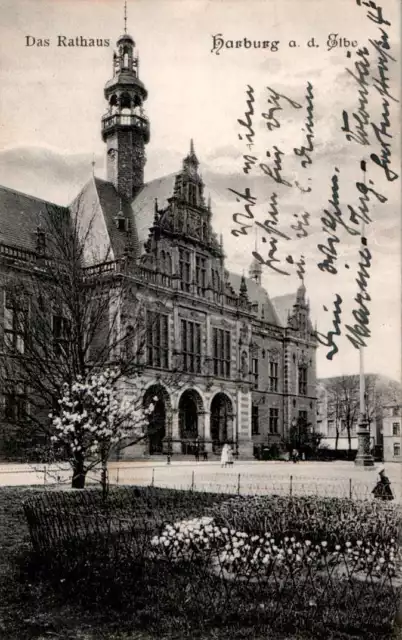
[150, 514, 400, 581]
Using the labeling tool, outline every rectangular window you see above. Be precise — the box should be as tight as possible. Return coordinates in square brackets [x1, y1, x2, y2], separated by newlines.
[269, 408, 279, 434]
[392, 422, 400, 436]
[4, 292, 26, 353]
[179, 248, 191, 292]
[4, 382, 27, 423]
[212, 327, 231, 378]
[392, 407, 399, 417]
[146, 312, 169, 369]
[195, 255, 207, 297]
[251, 405, 259, 435]
[269, 361, 278, 392]
[298, 366, 307, 396]
[394, 443, 401, 457]
[180, 319, 201, 373]
[252, 357, 259, 388]
[52, 315, 70, 357]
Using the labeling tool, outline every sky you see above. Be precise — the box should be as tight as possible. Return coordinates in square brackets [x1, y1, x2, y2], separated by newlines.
[0, 0, 400, 381]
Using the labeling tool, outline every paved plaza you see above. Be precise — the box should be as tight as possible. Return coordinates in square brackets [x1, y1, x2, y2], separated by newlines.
[0, 459, 401, 502]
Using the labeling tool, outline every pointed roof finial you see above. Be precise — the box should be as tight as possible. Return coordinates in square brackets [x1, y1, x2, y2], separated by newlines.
[190, 138, 195, 155]
[124, 0, 128, 34]
[91, 153, 95, 175]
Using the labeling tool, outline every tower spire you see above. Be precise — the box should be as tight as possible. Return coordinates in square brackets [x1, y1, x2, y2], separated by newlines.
[102, 21, 150, 199]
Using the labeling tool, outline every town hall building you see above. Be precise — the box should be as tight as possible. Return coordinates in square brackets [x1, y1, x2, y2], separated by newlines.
[0, 27, 317, 459]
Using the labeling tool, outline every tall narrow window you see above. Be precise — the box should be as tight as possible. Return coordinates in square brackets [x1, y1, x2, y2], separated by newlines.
[298, 366, 307, 396]
[269, 408, 279, 434]
[188, 183, 197, 206]
[212, 269, 221, 302]
[392, 422, 400, 436]
[146, 312, 169, 369]
[4, 292, 26, 353]
[195, 255, 207, 296]
[180, 319, 201, 373]
[52, 315, 70, 357]
[394, 443, 400, 457]
[251, 405, 259, 435]
[179, 248, 191, 292]
[269, 361, 278, 392]
[252, 357, 259, 388]
[212, 328, 231, 378]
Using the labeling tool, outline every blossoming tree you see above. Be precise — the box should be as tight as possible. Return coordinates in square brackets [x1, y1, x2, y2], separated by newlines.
[50, 368, 157, 490]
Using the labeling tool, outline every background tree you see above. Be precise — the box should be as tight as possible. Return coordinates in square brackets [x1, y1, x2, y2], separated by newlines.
[322, 374, 401, 454]
[285, 416, 324, 459]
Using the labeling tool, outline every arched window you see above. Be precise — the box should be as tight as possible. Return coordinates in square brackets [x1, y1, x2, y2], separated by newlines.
[165, 252, 172, 274]
[160, 250, 165, 272]
[120, 93, 131, 110]
[122, 46, 129, 69]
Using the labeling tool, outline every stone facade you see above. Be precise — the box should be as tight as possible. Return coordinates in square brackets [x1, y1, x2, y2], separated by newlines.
[0, 28, 317, 460]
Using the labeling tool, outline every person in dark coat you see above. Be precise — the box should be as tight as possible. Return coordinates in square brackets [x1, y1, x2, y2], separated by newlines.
[372, 467, 394, 501]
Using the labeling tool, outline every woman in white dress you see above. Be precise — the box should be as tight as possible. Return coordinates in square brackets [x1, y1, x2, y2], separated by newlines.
[221, 443, 229, 468]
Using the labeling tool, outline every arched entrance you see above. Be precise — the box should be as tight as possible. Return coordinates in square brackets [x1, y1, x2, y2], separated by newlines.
[178, 389, 204, 454]
[143, 385, 170, 455]
[210, 393, 234, 453]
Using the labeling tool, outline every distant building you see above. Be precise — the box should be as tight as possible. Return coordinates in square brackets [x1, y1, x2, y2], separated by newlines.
[382, 404, 402, 463]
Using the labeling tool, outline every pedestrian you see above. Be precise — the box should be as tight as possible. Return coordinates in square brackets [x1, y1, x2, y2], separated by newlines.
[194, 438, 200, 462]
[221, 443, 229, 468]
[372, 467, 394, 501]
[227, 446, 234, 466]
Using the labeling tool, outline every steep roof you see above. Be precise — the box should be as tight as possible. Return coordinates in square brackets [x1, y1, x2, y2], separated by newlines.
[228, 273, 281, 326]
[0, 184, 68, 252]
[271, 293, 296, 327]
[130, 173, 177, 253]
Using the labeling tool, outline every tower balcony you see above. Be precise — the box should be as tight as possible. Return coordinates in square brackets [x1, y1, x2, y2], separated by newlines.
[101, 112, 150, 143]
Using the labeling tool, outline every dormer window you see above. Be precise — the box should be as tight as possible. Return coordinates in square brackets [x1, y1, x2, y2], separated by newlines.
[36, 228, 46, 255]
[114, 214, 130, 232]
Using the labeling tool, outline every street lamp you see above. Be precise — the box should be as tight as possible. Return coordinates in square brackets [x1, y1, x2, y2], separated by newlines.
[354, 159, 374, 466]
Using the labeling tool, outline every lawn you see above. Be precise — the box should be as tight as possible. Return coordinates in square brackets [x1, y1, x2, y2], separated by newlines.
[0, 486, 400, 640]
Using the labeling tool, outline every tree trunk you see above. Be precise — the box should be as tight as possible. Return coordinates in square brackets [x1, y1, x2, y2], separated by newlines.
[71, 455, 86, 488]
[335, 428, 339, 451]
[347, 426, 352, 452]
[101, 457, 109, 501]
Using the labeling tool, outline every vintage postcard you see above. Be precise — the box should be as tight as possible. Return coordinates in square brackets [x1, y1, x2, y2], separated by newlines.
[0, 0, 401, 638]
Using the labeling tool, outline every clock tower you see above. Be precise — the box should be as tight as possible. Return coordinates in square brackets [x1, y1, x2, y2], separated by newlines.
[101, 28, 150, 200]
